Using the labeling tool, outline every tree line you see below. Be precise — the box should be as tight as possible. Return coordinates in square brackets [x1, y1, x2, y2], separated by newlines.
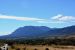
[0, 38, 75, 46]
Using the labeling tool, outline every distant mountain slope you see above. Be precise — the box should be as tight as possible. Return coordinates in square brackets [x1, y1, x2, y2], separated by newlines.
[46, 25, 75, 36]
[0, 25, 75, 39]
[9, 26, 50, 38]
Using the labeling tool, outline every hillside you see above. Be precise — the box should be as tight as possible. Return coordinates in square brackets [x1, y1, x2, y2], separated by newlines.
[0, 25, 75, 39]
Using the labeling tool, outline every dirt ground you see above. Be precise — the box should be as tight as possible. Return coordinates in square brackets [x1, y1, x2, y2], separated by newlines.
[8, 44, 75, 50]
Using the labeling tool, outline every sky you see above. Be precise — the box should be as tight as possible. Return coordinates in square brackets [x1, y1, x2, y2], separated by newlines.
[0, 0, 75, 36]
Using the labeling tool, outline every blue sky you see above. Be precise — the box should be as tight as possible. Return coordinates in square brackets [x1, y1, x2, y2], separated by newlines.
[0, 0, 75, 35]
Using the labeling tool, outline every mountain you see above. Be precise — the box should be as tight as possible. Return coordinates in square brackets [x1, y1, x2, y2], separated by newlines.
[46, 25, 75, 36]
[9, 26, 50, 38]
[0, 25, 75, 39]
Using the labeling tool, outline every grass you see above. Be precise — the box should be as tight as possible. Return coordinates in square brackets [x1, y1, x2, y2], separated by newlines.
[8, 44, 75, 50]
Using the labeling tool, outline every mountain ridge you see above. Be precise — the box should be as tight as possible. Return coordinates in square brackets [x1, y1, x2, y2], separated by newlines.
[0, 25, 75, 39]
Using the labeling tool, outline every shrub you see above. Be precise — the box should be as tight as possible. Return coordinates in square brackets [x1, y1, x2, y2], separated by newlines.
[11, 45, 15, 49]
[23, 48, 26, 50]
[16, 48, 20, 50]
[45, 48, 49, 50]
[34, 48, 38, 50]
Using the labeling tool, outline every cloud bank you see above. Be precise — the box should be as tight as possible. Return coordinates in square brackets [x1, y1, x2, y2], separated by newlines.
[37, 14, 75, 23]
[0, 14, 44, 21]
[51, 14, 75, 21]
[0, 14, 75, 23]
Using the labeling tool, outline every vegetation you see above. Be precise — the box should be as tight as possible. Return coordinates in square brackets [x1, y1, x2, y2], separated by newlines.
[34, 48, 38, 50]
[45, 48, 49, 50]
[16, 48, 20, 50]
[0, 37, 75, 46]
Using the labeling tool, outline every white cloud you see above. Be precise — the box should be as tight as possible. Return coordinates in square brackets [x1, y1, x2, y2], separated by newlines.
[58, 16, 75, 21]
[37, 14, 75, 24]
[51, 14, 75, 21]
[0, 14, 44, 21]
[0, 14, 75, 24]
[37, 20, 65, 23]
[51, 14, 62, 19]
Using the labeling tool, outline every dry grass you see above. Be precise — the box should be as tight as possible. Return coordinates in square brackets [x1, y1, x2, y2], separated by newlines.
[8, 44, 75, 50]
